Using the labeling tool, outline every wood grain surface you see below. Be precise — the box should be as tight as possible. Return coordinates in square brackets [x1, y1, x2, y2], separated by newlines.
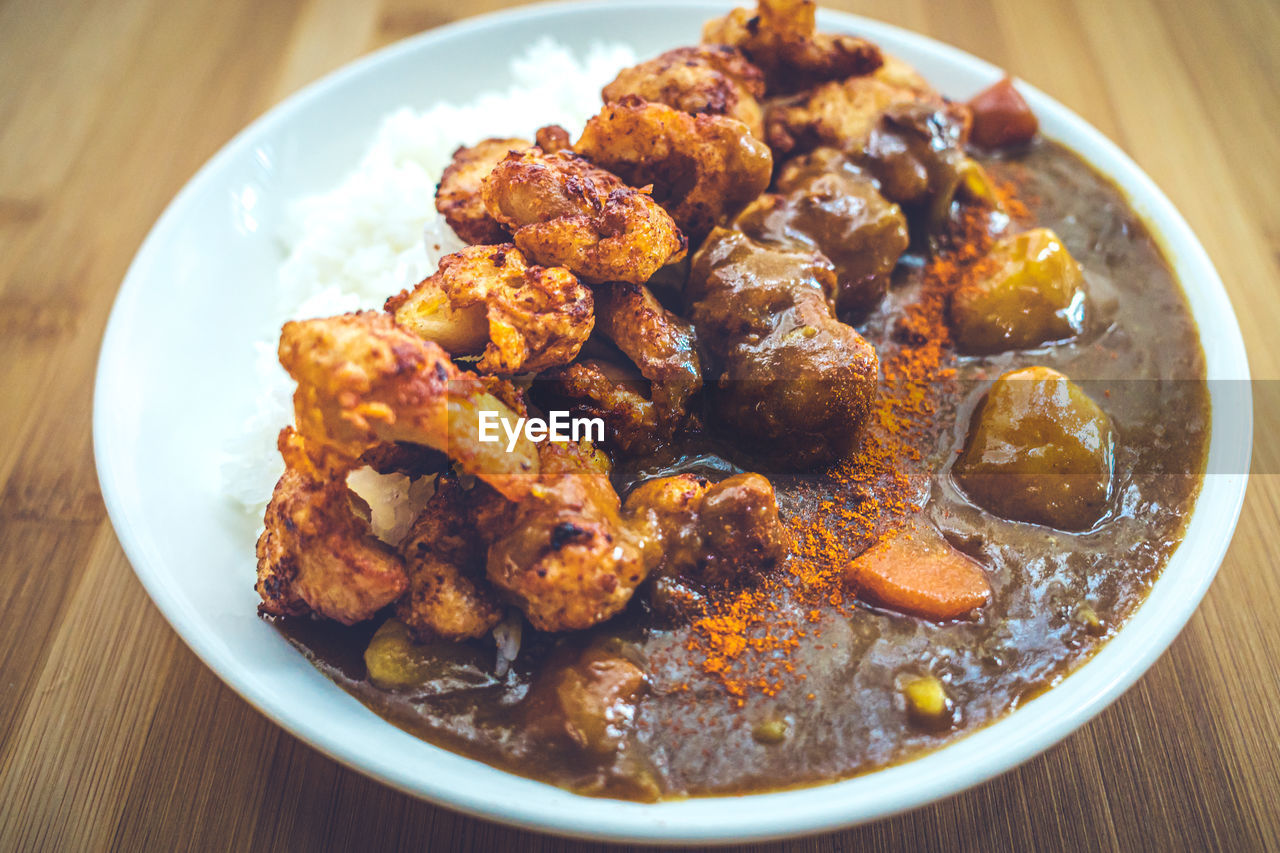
[2, 0, 1277, 849]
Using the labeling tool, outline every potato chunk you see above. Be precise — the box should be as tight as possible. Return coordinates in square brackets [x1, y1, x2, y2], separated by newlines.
[950, 228, 1086, 354]
[954, 366, 1114, 530]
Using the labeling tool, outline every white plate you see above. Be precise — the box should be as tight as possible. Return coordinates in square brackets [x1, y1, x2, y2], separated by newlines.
[93, 0, 1252, 843]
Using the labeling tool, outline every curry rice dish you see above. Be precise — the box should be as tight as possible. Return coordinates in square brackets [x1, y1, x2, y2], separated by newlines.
[256, 0, 1210, 799]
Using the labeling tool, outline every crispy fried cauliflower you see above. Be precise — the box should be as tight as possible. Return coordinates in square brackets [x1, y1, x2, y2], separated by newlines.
[435, 137, 530, 244]
[534, 283, 701, 455]
[278, 311, 538, 500]
[602, 45, 767, 139]
[481, 147, 686, 284]
[576, 97, 773, 242]
[256, 428, 407, 624]
[536, 359, 661, 456]
[701, 0, 883, 93]
[396, 475, 505, 641]
[485, 440, 657, 632]
[386, 243, 593, 375]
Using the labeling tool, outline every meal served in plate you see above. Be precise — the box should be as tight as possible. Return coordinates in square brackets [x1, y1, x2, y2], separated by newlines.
[245, 0, 1209, 799]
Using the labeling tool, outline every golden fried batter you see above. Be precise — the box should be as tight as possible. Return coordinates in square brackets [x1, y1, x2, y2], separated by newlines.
[536, 359, 661, 456]
[485, 441, 657, 632]
[701, 0, 883, 93]
[593, 282, 701, 428]
[481, 148, 686, 285]
[535, 283, 700, 454]
[396, 475, 504, 641]
[602, 45, 767, 139]
[386, 243, 593, 375]
[436, 137, 529, 244]
[279, 311, 538, 499]
[257, 428, 407, 625]
[576, 97, 773, 242]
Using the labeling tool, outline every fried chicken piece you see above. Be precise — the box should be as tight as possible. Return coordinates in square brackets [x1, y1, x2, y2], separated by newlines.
[485, 440, 657, 632]
[593, 282, 701, 428]
[535, 359, 661, 456]
[256, 428, 407, 624]
[736, 149, 908, 314]
[396, 475, 504, 641]
[702, 0, 883, 93]
[279, 311, 538, 500]
[435, 137, 530, 244]
[687, 227, 879, 469]
[602, 45, 767, 139]
[481, 147, 686, 285]
[386, 243, 593, 374]
[625, 472, 788, 586]
[576, 97, 773, 242]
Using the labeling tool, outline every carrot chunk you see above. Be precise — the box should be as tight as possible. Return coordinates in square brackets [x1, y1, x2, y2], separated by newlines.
[967, 76, 1038, 149]
[844, 526, 991, 620]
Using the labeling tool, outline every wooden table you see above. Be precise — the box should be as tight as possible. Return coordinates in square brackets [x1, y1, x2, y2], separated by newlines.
[2, 0, 1277, 848]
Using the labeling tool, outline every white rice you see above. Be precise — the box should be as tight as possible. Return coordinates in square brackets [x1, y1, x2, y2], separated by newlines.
[219, 38, 636, 515]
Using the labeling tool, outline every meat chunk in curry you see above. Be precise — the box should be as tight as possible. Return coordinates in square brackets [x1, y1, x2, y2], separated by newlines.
[687, 227, 879, 469]
[737, 148, 909, 315]
[627, 472, 789, 587]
